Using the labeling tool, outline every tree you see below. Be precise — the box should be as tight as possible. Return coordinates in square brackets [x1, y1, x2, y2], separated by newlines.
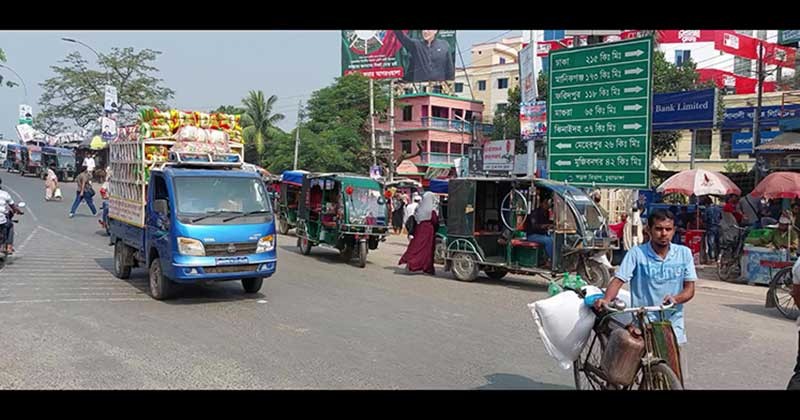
[0, 48, 19, 88]
[210, 105, 246, 115]
[241, 91, 285, 160]
[35, 47, 174, 135]
[492, 85, 523, 152]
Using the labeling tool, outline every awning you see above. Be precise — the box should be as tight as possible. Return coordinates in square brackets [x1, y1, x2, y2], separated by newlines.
[755, 132, 800, 151]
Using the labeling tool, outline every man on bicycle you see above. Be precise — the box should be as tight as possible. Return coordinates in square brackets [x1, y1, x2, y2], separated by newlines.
[595, 209, 696, 380]
[789, 258, 800, 390]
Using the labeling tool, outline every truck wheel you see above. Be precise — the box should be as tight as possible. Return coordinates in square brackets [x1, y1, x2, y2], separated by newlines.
[357, 241, 367, 268]
[149, 258, 174, 300]
[113, 241, 132, 279]
[242, 278, 264, 294]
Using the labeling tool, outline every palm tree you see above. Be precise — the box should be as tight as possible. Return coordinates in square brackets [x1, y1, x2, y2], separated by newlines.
[241, 90, 285, 157]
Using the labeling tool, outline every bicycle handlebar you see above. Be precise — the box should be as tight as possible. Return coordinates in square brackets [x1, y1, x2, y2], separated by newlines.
[603, 301, 675, 314]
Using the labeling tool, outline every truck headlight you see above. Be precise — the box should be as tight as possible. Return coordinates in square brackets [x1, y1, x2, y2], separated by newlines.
[177, 237, 205, 256]
[256, 235, 275, 253]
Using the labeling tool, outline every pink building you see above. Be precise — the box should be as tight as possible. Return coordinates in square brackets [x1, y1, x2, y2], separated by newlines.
[376, 93, 492, 181]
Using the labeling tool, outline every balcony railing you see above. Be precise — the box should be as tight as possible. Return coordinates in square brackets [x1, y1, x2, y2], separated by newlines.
[420, 117, 472, 133]
[420, 152, 466, 164]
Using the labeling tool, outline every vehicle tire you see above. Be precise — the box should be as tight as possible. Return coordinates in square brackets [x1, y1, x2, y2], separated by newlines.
[340, 243, 354, 262]
[357, 240, 367, 268]
[771, 267, 799, 320]
[485, 269, 508, 280]
[149, 257, 174, 300]
[639, 363, 683, 390]
[278, 218, 289, 235]
[573, 330, 607, 390]
[299, 236, 312, 255]
[113, 240, 131, 279]
[452, 252, 479, 282]
[434, 236, 446, 265]
[19, 169, 25, 177]
[717, 248, 740, 282]
[242, 277, 264, 294]
[577, 257, 610, 288]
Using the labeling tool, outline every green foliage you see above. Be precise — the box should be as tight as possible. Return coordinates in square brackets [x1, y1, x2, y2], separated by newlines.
[723, 161, 750, 173]
[36, 47, 174, 135]
[241, 90, 285, 160]
[0, 48, 19, 88]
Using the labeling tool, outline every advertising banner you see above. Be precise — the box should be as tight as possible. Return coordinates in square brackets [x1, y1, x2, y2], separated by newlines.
[520, 101, 547, 141]
[482, 140, 515, 171]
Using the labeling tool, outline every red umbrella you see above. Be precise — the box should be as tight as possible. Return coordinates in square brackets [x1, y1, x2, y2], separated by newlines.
[657, 169, 741, 197]
[750, 172, 800, 199]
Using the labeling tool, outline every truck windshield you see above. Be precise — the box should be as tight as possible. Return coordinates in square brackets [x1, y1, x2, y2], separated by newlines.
[174, 177, 272, 222]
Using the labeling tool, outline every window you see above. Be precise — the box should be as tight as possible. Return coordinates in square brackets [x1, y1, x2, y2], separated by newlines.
[734, 57, 752, 77]
[454, 82, 464, 93]
[400, 140, 412, 154]
[720, 130, 734, 159]
[675, 50, 691, 66]
[451, 143, 463, 155]
[496, 103, 508, 114]
[402, 106, 413, 121]
[499, 57, 506, 64]
[497, 78, 509, 89]
[432, 85, 442, 94]
[430, 142, 448, 153]
[478, 80, 487, 91]
[154, 175, 169, 202]
[694, 129, 712, 159]
[544, 30, 565, 41]
[541, 59, 549, 74]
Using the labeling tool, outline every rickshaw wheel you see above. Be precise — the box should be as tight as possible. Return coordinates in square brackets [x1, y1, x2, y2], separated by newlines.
[771, 268, 799, 320]
[485, 269, 508, 280]
[434, 237, 446, 265]
[340, 243, 354, 262]
[577, 257, 610, 288]
[452, 253, 479, 282]
[357, 241, 368, 268]
[299, 236, 312, 255]
[278, 218, 290, 235]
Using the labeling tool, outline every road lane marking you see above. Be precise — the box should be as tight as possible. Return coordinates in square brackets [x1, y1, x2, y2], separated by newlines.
[37, 225, 112, 255]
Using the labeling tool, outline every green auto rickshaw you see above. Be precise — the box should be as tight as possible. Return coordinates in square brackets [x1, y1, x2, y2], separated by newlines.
[276, 170, 309, 235]
[295, 173, 390, 268]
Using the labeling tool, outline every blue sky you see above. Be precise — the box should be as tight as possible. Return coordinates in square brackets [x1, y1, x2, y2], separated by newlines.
[0, 30, 515, 139]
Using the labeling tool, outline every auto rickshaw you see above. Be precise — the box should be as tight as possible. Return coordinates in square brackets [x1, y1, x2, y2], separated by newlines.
[277, 170, 309, 235]
[5, 144, 25, 173]
[295, 173, 389, 268]
[442, 177, 615, 286]
[429, 178, 449, 264]
[20, 145, 43, 177]
[41, 147, 76, 182]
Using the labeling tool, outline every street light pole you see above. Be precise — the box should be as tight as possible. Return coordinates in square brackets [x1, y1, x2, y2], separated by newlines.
[0, 63, 29, 103]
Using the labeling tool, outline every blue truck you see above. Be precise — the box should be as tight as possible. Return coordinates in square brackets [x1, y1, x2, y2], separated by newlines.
[108, 136, 276, 300]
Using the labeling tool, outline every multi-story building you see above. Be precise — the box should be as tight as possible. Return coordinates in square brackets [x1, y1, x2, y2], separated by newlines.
[375, 92, 492, 182]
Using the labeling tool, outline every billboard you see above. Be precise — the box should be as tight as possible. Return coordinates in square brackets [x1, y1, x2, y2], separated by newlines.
[482, 140, 515, 172]
[518, 43, 538, 103]
[652, 88, 716, 131]
[520, 101, 547, 141]
[341, 30, 456, 82]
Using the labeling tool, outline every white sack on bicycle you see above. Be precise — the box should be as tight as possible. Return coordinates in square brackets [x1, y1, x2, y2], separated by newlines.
[529, 291, 595, 370]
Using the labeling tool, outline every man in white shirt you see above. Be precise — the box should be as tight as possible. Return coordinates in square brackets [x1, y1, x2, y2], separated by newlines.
[83, 153, 96, 175]
[0, 179, 22, 254]
[789, 258, 800, 389]
[403, 193, 421, 234]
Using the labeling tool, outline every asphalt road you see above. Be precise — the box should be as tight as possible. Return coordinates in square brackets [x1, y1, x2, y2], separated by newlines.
[0, 172, 796, 389]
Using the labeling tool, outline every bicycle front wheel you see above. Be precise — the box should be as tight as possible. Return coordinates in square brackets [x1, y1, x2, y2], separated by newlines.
[638, 363, 683, 390]
[573, 331, 608, 390]
[772, 268, 799, 320]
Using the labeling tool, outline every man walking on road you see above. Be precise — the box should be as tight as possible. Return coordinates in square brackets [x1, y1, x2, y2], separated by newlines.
[594, 209, 696, 382]
[789, 258, 800, 390]
[69, 168, 97, 218]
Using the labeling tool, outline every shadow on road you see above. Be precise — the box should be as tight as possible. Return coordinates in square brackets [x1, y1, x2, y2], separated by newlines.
[381, 263, 550, 293]
[278, 244, 378, 269]
[475, 373, 573, 390]
[723, 303, 797, 322]
[94, 257, 267, 304]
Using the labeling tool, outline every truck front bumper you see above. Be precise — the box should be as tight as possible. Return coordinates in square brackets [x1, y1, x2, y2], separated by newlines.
[168, 255, 277, 283]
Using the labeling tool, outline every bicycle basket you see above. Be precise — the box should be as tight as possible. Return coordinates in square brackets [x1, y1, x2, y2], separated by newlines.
[648, 320, 683, 385]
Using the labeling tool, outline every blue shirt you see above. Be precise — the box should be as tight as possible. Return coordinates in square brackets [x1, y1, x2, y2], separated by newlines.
[615, 242, 697, 344]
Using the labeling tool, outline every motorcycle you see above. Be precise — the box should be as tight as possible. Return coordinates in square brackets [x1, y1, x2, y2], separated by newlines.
[0, 201, 26, 269]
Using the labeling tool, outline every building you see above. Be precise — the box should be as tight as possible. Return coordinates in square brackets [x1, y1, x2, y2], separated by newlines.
[453, 36, 524, 123]
[375, 92, 492, 182]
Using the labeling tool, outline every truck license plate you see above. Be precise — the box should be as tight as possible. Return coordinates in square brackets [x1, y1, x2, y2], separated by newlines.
[216, 256, 249, 266]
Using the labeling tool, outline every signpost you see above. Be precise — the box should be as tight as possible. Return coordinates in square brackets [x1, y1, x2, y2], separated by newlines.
[778, 30, 800, 46]
[547, 37, 653, 188]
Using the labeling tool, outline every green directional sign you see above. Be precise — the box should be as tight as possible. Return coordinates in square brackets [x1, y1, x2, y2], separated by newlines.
[547, 37, 653, 188]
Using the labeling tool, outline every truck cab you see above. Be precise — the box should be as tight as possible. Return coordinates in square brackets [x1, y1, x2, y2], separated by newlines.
[110, 158, 277, 300]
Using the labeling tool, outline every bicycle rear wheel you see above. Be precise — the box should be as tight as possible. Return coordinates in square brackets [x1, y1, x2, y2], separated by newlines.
[772, 268, 799, 320]
[573, 331, 608, 390]
[638, 363, 683, 390]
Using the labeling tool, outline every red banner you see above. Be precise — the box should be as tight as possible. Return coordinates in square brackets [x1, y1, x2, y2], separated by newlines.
[764, 42, 797, 68]
[696, 68, 776, 94]
[714, 30, 758, 60]
[536, 40, 564, 57]
[657, 30, 717, 44]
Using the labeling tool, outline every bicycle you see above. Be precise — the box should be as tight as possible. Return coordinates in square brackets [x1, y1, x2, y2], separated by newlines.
[764, 261, 800, 320]
[717, 225, 750, 282]
[571, 290, 684, 390]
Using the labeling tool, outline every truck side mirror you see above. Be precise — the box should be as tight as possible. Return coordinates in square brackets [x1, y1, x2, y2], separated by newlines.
[154, 199, 169, 216]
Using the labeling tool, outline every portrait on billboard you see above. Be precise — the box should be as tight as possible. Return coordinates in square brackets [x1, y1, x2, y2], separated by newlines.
[393, 30, 455, 83]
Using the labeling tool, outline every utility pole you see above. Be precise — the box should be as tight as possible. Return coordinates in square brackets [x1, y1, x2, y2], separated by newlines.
[369, 78, 377, 166]
[753, 40, 765, 184]
[293, 100, 302, 170]
[389, 79, 396, 182]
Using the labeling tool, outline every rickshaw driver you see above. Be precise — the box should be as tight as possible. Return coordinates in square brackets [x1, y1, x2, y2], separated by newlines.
[526, 197, 554, 263]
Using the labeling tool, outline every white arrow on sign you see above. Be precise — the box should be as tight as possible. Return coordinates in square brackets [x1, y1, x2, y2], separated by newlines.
[624, 86, 644, 94]
[623, 104, 643, 111]
[555, 160, 572, 167]
[624, 67, 644, 75]
[623, 123, 642, 130]
[555, 143, 572, 150]
[624, 50, 645, 58]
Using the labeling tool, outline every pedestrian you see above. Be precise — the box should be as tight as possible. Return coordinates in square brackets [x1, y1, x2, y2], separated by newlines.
[788, 257, 800, 390]
[391, 192, 406, 234]
[399, 191, 439, 275]
[44, 163, 60, 201]
[69, 168, 97, 218]
[0, 178, 23, 254]
[594, 208, 696, 383]
[83, 152, 97, 181]
[404, 193, 421, 233]
[702, 196, 722, 261]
